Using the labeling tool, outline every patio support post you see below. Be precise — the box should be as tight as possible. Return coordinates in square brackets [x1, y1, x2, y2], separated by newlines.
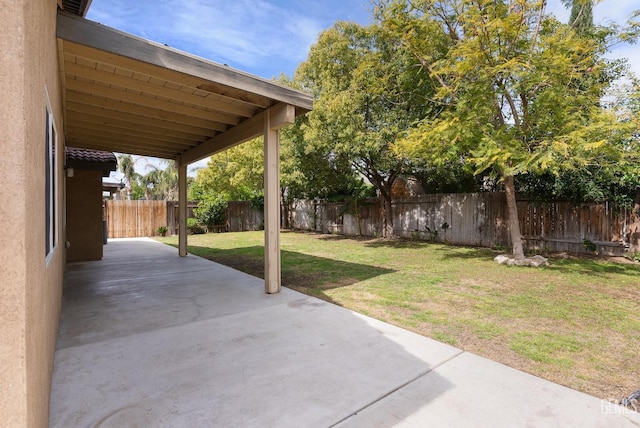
[264, 110, 281, 293]
[263, 104, 295, 293]
[177, 157, 188, 257]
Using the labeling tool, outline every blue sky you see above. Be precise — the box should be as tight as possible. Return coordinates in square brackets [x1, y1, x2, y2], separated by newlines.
[92, 0, 638, 180]
[87, 0, 373, 80]
[87, 0, 638, 80]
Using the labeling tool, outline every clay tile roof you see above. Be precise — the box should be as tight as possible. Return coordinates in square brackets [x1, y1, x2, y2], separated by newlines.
[60, 0, 93, 17]
[66, 147, 117, 177]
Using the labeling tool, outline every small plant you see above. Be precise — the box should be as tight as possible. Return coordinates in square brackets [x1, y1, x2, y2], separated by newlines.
[624, 252, 640, 263]
[156, 226, 168, 237]
[494, 244, 507, 252]
[425, 226, 438, 242]
[583, 239, 598, 255]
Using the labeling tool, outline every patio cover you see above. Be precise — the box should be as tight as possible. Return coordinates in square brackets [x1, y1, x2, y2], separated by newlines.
[56, 9, 314, 293]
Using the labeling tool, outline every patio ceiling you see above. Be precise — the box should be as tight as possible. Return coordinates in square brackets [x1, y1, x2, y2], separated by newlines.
[56, 10, 313, 163]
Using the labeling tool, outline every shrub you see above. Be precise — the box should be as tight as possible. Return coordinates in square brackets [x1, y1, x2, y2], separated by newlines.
[194, 196, 227, 230]
[156, 226, 168, 236]
[186, 217, 206, 235]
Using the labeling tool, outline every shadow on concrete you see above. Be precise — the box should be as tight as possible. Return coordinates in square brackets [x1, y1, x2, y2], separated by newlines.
[184, 245, 396, 305]
[51, 238, 456, 427]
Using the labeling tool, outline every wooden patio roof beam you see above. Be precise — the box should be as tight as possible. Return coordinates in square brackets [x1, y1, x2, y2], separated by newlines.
[179, 103, 295, 165]
[57, 10, 313, 112]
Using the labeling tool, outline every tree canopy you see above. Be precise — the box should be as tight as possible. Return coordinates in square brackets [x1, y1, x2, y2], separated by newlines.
[296, 21, 438, 236]
[375, 0, 638, 258]
[182, 0, 639, 253]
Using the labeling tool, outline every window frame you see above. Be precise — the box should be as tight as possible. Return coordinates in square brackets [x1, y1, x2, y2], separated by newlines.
[45, 96, 58, 263]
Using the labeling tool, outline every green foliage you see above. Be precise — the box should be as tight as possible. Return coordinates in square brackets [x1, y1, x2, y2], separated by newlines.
[141, 160, 179, 200]
[624, 252, 640, 263]
[248, 194, 264, 211]
[277, 75, 361, 201]
[296, 21, 438, 235]
[156, 226, 168, 236]
[190, 138, 264, 202]
[561, 0, 594, 35]
[116, 155, 179, 200]
[194, 196, 227, 229]
[380, 0, 628, 179]
[583, 239, 598, 254]
[186, 217, 206, 235]
[376, 0, 639, 256]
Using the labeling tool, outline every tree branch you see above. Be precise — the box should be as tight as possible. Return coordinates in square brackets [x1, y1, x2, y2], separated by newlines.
[530, 0, 547, 56]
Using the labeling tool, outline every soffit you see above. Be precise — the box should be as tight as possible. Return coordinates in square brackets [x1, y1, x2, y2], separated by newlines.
[60, 0, 93, 17]
[56, 10, 313, 163]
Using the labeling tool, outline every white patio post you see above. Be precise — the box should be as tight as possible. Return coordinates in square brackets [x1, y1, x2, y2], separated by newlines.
[176, 157, 188, 257]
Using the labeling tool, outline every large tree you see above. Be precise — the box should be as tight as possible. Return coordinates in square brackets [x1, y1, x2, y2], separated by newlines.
[141, 160, 179, 200]
[277, 76, 361, 205]
[296, 22, 436, 237]
[377, 0, 636, 259]
[562, 0, 594, 34]
[189, 138, 265, 202]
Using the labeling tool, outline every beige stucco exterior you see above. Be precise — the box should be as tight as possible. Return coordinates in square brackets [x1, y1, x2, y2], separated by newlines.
[66, 169, 104, 262]
[0, 1, 311, 425]
[0, 0, 65, 426]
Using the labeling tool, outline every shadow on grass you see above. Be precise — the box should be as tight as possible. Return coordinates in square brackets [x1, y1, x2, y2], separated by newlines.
[363, 236, 640, 278]
[546, 256, 640, 278]
[363, 239, 431, 249]
[432, 243, 640, 278]
[182, 244, 395, 306]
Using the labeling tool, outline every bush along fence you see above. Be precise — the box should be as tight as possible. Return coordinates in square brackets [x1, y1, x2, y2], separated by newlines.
[105, 193, 638, 256]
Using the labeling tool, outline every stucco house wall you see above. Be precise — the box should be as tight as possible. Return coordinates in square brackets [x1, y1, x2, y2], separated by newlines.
[66, 169, 105, 262]
[0, 0, 66, 426]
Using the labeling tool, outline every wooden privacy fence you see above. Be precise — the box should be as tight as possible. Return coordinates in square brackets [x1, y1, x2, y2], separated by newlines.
[105, 200, 168, 238]
[105, 195, 636, 255]
[104, 200, 261, 238]
[289, 193, 635, 256]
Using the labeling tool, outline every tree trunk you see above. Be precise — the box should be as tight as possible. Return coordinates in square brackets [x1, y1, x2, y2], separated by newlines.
[381, 192, 395, 238]
[280, 190, 290, 229]
[629, 189, 640, 253]
[504, 175, 525, 260]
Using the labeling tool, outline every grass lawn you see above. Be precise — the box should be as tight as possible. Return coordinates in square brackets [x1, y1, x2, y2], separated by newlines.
[156, 230, 640, 401]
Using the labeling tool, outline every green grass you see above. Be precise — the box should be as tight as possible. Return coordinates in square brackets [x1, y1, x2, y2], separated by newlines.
[156, 231, 640, 400]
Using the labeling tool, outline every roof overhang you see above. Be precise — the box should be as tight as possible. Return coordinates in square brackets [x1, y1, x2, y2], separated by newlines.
[56, 10, 313, 164]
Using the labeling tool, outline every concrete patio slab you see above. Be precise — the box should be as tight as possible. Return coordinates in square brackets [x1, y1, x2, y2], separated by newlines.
[50, 238, 639, 427]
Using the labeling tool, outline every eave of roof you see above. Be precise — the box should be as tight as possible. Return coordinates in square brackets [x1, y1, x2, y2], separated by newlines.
[56, 10, 314, 164]
[60, 0, 93, 18]
[66, 147, 117, 177]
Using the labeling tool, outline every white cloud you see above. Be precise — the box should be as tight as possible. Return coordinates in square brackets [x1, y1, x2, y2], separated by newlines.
[87, 0, 373, 78]
[170, 0, 325, 72]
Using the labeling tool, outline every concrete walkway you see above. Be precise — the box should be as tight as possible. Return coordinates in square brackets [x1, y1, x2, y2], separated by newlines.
[50, 238, 639, 427]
